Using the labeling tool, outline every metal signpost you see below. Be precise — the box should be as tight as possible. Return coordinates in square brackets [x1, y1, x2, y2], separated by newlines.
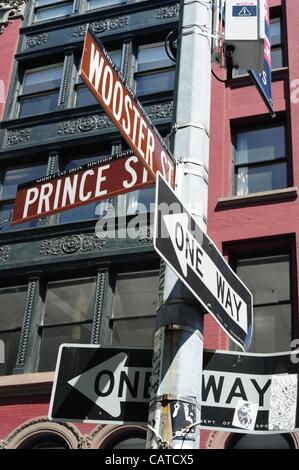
[80, 29, 175, 187]
[12, 150, 154, 225]
[48, 344, 153, 425]
[154, 174, 253, 352]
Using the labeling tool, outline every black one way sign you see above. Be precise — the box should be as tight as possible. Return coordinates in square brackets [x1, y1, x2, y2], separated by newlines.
[48, 344, 152, 425]
[154, 175, 253, 351]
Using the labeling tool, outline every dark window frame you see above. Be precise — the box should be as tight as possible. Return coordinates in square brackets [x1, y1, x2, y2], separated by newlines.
[226, 236, 298, 353]
[134, 41, 176, 98]
[17, 63, 64, 118]
[34, 0, 74, 24]
[232, 122, 289, 196]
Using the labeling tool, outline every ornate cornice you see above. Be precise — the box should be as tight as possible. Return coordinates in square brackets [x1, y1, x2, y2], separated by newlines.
[0, 1, 27, 34]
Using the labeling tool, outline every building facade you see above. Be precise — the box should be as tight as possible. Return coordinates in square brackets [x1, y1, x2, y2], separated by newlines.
[0, 0, 298, 449]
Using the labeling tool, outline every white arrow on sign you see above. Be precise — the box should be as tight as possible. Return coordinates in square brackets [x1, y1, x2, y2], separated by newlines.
[163, 212, 248, 333]
[68, 352, 152, 418]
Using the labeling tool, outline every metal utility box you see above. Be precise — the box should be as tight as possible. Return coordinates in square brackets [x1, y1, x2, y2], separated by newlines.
[224, 0, 265, 72]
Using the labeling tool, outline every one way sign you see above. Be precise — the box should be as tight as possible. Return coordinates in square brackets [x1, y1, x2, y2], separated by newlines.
[48, 344, 152, 424]
[154, 175, 253, 351]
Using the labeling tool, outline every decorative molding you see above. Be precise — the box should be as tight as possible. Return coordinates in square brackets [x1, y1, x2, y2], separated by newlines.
[16, 279, 38, 368]
[0, 245, 10, 262]
[58, 53, 72, 106]
[120, 41, 130, 79]
[39, 233, 106, 257]
[58, 114, 112, 135]
[0, 1, 27, 34]
[156, 3, 179, 20]
[25, 33, 48, 49]
[138, 224, 154, 245]
[89, 425, 146, 449]
[6, 128, 31, 146]
[3, 416, 83, 449]
[47, 151, 59, 176]
[91, 271, 108, 344]
[148, 102, 173, 120]
[73, 16, 129, 38]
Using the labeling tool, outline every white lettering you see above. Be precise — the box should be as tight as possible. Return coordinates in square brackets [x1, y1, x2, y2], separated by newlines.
[123, 156, 138, 189]
[79, 170, 94, 202]
[95, 164, 110, 197]
[23, 188, 39, 218]
[37, 183, 53, 214]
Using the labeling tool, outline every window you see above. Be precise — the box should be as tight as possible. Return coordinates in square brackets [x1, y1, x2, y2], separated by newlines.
[88, 0, 126, 10]
[111, 271, 159, 347]
[0, 163, 47, 231]
[76, 50, 121, 107]
[19, 434, 70, 449]
[18, 64, 63, 118]
[35, 0, 74, 23]
[38, 277, 96, 371]
[227, 433, 294, 449]
[135, 43, 175, 96]
[236, 255, 292, 353]
[233, 17, 284, 76]
[234, 125, 287, 195]
[59, 154, 110, 223]
[0, 285, 28, 376]
[270, 17, 284, 69]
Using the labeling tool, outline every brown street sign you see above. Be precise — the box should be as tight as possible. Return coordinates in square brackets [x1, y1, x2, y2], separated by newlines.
[80, 28, 175, 188]
[12, 151, 154, 225]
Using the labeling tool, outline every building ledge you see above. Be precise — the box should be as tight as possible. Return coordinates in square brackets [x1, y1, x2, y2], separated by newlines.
[216, 187, 298, 210]
[0, 372, 54, 398]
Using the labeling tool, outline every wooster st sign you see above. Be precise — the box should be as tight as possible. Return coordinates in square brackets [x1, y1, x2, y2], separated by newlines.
[80, 29, 175, 187]
[12, 151, 154, 225]
[154, 175, 253, 351]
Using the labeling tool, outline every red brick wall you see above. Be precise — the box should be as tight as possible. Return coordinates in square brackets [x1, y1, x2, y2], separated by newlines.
[0, 20, 21, 120]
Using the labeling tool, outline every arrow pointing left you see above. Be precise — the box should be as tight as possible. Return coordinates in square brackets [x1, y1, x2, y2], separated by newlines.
[67, 352, 152, 418]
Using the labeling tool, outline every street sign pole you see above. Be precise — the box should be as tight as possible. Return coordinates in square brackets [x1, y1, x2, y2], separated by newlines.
[146, 0, 212, 449]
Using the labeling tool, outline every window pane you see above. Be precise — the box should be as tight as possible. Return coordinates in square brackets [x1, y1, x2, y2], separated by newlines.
[271, 47, 283, 69]
[0, 331, 21, 376]
[36, 2, 73, 22]
[1, 164, 47, 200]
[0, 285, 27, 330]
[112, 271, 159, 319]
[237, 256, 290, 304]
[270, 19, 282, 46]
[59, 201, 102, 222]
[76, 85, 98, 107]
[0, 201, 43, 231]
[21, 434, 69, 449]
[19, 91, 60, 117]
[126, 186, 155, 215]
[88, 0, 125, 10]
[236, 256, 292, 353]
[250, 304, 291, 353]
[236, 127, 285, 165]
[38, 322, 92, 372]
[111, 317, 156, 347]
[228, 434, 294, 449]
[236, 161, 287, 195]
[113, 438, 146, 449]
[37, 0, 66, 6]
[44, 278, 96, 325]
[0, 285, 27, 376]
[136, 70, 175, 95]
[0, 202, 13, 231]
[23, 65, 63, 91]
[137, 45, 174, 72]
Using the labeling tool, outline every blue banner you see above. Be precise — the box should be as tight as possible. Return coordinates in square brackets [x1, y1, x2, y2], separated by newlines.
[249, 0, 275, 116]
